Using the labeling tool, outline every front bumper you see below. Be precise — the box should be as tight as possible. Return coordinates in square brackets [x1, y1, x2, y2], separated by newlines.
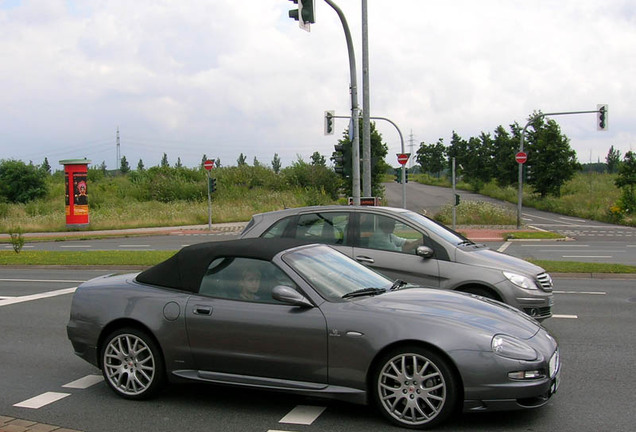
[458, 342, 560, 413]
[495, 280, 554, 320]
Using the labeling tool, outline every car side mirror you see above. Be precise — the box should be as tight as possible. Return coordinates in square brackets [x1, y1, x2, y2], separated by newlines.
[272, 285, 313, 308]
[416, 245, 434, 259]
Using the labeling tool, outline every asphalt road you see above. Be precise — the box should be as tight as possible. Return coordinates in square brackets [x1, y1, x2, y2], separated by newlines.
[385, 182, 636, 265]
[384, 181, 636, 239]
[1, 269, 634, 432]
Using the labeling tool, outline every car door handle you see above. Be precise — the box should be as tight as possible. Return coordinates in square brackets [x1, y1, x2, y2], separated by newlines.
[355, 256, 374, 264]
[193, 306, 213, 316]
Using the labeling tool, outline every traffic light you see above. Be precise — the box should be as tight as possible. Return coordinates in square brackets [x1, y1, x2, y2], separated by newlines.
[455, 194, 460, 206]
[333, 143, 351, 177]
[404, 168, 409, 183]
[597, 104, 608, 131]
[288, 0, 315, 31]
[324, 111, 334, 135]
[394, 168, 401, 183]
[209, 177, 217, 193]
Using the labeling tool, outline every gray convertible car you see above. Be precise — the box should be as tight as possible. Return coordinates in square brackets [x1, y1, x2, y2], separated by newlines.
[67, 238, 560, 430]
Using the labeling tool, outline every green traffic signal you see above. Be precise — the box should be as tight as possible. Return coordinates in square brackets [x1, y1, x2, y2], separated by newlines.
[325, 111, 334, 135]
[301, 0, 315, 23]
[288, 0, 299, 20]
[288, 0, 314, 24]
[598, 105, 608, 131]
[333, 143, 351, 177]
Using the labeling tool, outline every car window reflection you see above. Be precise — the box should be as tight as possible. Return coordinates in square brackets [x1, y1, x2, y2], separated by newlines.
[199, 257, 297, 304]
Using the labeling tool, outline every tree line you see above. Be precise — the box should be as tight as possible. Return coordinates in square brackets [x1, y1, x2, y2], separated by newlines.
[415, 112, 634, 206]
[1, 111, 634, 217]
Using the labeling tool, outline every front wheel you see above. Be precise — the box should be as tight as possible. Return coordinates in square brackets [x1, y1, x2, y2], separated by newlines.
[101, 327, 165, 400]
[373, 346, 459, 429]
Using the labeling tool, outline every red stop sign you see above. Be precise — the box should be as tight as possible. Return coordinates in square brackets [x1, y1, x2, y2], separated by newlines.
[515, 152, 527, 164]
[203, 160, 214, 171]
[397, 153, 410, 166]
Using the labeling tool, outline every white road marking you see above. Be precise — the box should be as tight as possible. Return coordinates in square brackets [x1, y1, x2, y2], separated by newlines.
[63, 375, 103, 389]
[60, 245, 92, 248]
[497, 242, 512, 253]
[538, 250, 625, 253]
[279, 405, 327, 425]
[119, 244, 151, 248]
[562, 255, 612, 258]
[3, 245, 34, 249]
[14, 392, 71, 409]
[552, 314, 578, 319]
[521, 244, 589, 247]
[559, 216, 587, 223]
[554, 291, 606, 295]
[0, 287, 77, 307]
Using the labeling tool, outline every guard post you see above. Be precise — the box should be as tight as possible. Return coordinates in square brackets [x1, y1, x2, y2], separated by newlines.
[60, 158, 91, 229]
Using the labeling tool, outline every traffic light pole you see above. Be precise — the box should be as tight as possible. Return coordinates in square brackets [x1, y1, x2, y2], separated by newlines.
[361, 0, 371, 198]
[330, 114, 407, 208]
[516, 108, 607, 228]
[206, 171, 212, 231]
[324, 0, 360, 205]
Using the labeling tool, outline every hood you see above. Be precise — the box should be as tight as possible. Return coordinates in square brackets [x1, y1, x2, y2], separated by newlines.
[455, 246, 545, 275]
[360, 288, 541, 339]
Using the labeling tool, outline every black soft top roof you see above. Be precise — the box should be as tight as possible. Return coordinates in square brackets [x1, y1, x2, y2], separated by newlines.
[136, 238, 310, 293]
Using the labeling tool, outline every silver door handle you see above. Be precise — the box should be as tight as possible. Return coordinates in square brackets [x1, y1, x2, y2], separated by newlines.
[193, 306, 212, 316]
[355, 256, 374, 264]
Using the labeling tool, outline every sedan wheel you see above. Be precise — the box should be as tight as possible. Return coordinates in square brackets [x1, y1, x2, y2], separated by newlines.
[101, 328, 165, 399]
[374, 347, 458, 429]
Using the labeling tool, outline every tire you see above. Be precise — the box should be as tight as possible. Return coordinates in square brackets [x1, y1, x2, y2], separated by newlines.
[101, 327, 165, 400]
[373, 346, 458, 429]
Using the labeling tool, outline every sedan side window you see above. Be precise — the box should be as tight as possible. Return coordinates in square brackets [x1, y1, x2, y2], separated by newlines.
[262, 217, 292, 239]
[199, 257, 297, 304]
[295, 212, 349, 245]
[364, 214, 423, 254]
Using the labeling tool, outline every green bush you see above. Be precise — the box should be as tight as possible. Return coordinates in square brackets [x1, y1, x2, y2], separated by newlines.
[0, 159, 48, 203]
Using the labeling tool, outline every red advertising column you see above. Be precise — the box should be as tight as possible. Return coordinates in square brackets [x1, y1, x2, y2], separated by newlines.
[59, 159, 91, 228]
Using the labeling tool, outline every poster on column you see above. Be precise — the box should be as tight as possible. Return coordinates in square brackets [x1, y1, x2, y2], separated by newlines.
[73, 172, 89, 214]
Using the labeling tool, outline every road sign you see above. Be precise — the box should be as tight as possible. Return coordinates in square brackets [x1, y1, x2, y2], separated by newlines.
[515, 152, 527, 164]
[203, 160, 214, 171]
[397, 153, 410, 165]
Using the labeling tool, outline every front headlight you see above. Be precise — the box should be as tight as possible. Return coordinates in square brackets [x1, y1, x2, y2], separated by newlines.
[503, 271, 538, 290]
[492, 334, 538, 361]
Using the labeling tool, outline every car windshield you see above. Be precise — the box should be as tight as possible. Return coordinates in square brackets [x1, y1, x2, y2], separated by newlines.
[282, 245, 393, 300]
[399, 210, 471, 245]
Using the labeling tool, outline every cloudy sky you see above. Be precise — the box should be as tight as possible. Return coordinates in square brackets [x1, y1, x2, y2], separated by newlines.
[1, 0, 634, 170]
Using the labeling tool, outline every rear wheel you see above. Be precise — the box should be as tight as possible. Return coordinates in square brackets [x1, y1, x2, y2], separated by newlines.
[101, 327, 165, 400]
[373, 346, 458, 429]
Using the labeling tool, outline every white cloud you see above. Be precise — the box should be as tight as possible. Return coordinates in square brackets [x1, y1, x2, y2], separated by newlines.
[0, 0, 634, 169]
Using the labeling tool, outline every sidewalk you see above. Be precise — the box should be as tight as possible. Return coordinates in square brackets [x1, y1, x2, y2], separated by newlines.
[0, 416, 81, 432]
[0, 222, 248, 240]
[0, 223, 520, 242]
